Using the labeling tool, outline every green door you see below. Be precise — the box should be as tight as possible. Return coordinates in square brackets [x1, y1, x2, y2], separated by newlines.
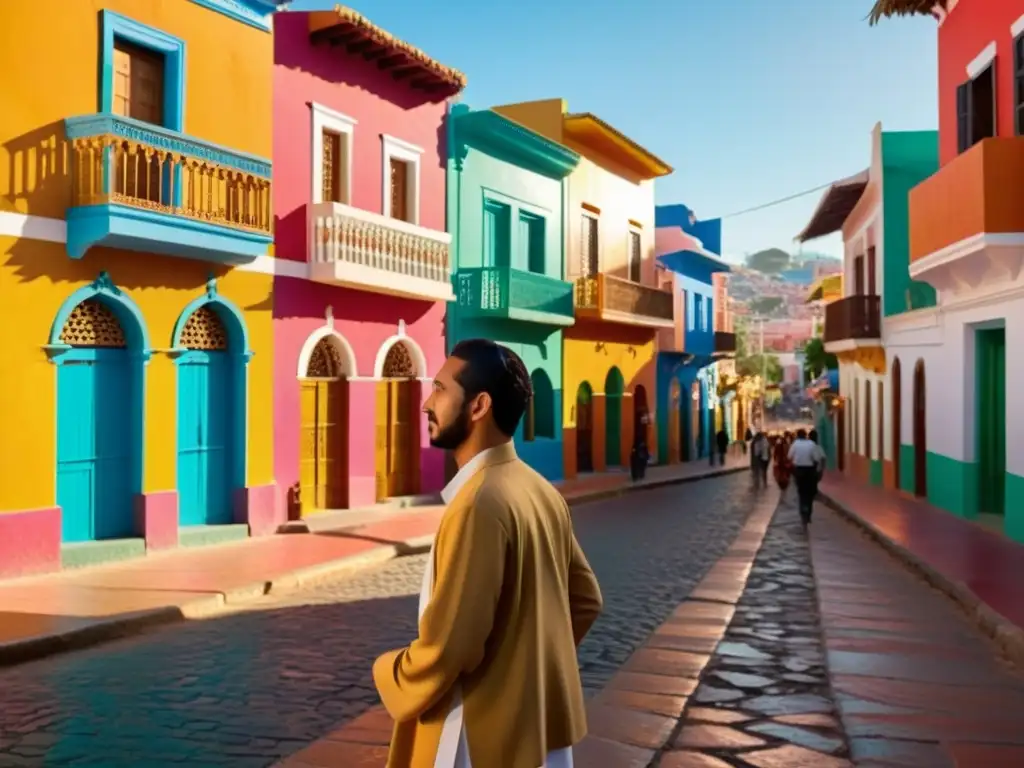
[976, 328, 1006, 515]
[605, 367, 624, 467]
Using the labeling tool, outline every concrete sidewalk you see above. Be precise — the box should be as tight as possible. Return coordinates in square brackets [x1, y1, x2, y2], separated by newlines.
[0, 457, 746, 666]
[818, 474, 1024, 667]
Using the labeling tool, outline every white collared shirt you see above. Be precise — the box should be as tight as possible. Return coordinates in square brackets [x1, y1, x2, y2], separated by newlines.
[424, 444, 573, 768]
[788, 438, 825, 468]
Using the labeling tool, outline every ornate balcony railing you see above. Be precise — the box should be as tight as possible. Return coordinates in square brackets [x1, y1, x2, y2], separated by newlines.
[456, 267, 574, 324]
[65, 114, 272, 236]
[823, 294, 881, 344]
[574, 273, 674, 326]
[309, 202, 452, 301]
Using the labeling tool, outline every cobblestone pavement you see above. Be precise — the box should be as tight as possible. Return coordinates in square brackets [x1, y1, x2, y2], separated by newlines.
[0, 473, 755, 767]
[657, 498, 853, 767]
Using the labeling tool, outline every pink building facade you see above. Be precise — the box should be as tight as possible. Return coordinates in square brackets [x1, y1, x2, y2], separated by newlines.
[272, 8, 464, 516]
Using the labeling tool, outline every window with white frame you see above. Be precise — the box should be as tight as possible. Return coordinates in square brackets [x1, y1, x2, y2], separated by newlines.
[382, 134, 423, 225]
[311, 102, 356, 205]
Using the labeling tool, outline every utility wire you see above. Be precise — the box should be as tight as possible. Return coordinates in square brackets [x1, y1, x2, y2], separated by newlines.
[714, 180, 836, 220]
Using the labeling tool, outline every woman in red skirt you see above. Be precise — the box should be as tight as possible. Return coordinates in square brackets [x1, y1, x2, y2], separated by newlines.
[773, 431, 794, 495]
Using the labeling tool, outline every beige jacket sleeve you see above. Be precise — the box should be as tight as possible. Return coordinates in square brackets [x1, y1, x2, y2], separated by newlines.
[372, 495, 508, 723]
[568, 528, 602, 646]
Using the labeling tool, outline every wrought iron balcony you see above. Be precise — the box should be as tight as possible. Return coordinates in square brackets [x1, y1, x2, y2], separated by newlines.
[714, 331, 737, 355]
[823, 294, 881, 345]
[64, 114, 272, 263]
[456, 267, 574, 325]
[573, 273, 674, 328]
[309, 202, 453, 302]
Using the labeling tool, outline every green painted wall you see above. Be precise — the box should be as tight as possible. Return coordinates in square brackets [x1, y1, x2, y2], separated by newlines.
[869, 459, 883, 487]
[880, 131, 939, 317]
[926, 451, 978, 518]
[898, 444, 916, 494]
[1005, 473, 1024, 542]
[446, 107, 572, 480]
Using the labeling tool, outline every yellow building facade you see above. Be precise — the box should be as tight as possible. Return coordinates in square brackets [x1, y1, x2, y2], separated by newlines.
[492, 100, 673, 478]
[0, 0, 279, 576]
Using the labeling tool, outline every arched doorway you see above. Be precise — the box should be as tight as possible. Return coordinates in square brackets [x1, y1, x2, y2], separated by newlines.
[864, 379, 872, 463]
[576, 381, 594, 473]
[377, 341, 420, 501]
[633, 384, 649, 448]
[299, 333, 352, 514]
[54, 294, 145, 542]
[526, 369, 555, 441]
[892, 358, 901, 489]
[668, 379, 681, 463]
[913, 360, 927, 497]
[690, 381, 701, 460]
[175, 304, 243, 526]
[604, 368, 624, 467]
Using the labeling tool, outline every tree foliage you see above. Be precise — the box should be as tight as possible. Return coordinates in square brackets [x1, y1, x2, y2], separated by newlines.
[736, 352, 783, 385]
[802, 336, 838, 377]
[748, 296, 786, 317]
[745, 248, 791, 274]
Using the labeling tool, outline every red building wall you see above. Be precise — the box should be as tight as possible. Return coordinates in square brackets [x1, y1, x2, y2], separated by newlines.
[938, 0, 1024, 165]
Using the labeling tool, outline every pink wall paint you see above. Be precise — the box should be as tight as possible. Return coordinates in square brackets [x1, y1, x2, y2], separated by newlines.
[271, 12, 452, 510]
[273, 12, 449, 263]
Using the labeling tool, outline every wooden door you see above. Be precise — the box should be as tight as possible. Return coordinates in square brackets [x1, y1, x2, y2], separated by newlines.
[389, 158, 409, 222]
[864, 380, 872, 461]
[376, 380, 418, 501]
[913, 361, 927, 497]
[300, 380, 348, 514]
[867, 246, 877, 296]
[668, 380, 681, 463]
[854, 255, 865, 295]
[892, 359, 901, 489]
[113, 40, 164, 203]
[837, 406, 846, 471]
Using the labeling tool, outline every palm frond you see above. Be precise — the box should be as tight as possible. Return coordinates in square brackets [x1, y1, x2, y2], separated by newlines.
[867, 0, 941, 25]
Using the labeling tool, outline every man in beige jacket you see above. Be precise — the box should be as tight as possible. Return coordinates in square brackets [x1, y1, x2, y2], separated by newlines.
[372, 339, 603, 768]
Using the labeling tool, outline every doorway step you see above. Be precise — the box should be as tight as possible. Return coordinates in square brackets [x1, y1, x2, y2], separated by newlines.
[278, 493, 443, 534]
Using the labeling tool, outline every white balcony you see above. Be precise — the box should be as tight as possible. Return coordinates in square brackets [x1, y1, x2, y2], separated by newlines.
[309, 202, 454, 302]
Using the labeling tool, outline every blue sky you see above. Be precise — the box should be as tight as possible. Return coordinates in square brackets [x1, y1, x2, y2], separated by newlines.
[288, 1, 938, 262]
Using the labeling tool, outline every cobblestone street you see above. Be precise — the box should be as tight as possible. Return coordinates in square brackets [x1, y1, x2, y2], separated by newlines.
[0, 473, 755, 767]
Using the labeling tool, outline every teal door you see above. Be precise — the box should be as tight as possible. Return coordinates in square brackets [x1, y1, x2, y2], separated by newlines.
[605, 367, 624, 467]
[976, 328, 1006, 515]
[56, 349, 135, 542]
[177, 353, 234, 525]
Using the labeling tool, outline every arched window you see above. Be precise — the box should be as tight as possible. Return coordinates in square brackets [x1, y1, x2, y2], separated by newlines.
[526, 369, 555, 441]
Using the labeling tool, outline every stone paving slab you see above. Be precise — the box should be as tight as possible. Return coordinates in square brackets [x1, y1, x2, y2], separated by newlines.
[270, 480, 775, 768]
[810, 504, 1024, 767]
[0, 460, 745, 668]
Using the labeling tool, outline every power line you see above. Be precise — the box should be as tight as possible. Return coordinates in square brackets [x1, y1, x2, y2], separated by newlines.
[715, 180, 837, 220]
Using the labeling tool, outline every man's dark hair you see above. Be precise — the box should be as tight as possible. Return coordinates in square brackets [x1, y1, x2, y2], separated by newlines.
[450, 338, 532, 437]
[796, 428, 808, 439]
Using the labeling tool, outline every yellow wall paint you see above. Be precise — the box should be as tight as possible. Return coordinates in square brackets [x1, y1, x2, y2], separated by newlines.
[0, 239, 275, 513]
[0, 0, 273, 219]
[562, 337, 657, 427]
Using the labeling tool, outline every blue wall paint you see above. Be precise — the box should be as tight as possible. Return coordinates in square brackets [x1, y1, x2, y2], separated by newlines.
[655, 204, 722, 255]
[188, 0, 277, 31]
[100, 10, 186, 133]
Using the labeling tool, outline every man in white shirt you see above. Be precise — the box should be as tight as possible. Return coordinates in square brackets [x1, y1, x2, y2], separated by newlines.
[788, 428, 826, 526]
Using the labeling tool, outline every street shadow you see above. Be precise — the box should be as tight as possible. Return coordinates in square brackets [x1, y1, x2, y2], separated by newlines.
[0, 593, 420, 766]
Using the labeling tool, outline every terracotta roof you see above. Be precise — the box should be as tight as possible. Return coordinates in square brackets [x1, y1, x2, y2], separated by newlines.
[795, 170, 869, 243]
[308, 6, 466, 97]
[867, 0, 944, 24]
[564, 112, 673, 179]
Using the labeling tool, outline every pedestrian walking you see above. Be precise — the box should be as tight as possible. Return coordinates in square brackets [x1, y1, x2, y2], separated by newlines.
[789, 428, 826, 527]
[630, 437, 649, 482]
[773, 432, 793, 503]
[750, 431, 770, 489]
[373, 339, 602, 768]
[715, 428, 729, 467]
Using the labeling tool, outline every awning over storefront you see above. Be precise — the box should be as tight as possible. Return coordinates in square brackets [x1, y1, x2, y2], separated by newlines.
[795, 170, 869, 243]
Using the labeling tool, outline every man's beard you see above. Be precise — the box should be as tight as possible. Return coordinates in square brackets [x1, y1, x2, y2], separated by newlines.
[429, 405, 471, 450]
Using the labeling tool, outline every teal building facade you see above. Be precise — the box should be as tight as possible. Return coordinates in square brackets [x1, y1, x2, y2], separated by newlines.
[446, 104, 580, 480]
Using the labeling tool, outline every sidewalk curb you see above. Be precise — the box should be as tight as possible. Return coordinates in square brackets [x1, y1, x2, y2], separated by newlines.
[0, 466, 745, 668]
[819, 492, 1024, 669]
